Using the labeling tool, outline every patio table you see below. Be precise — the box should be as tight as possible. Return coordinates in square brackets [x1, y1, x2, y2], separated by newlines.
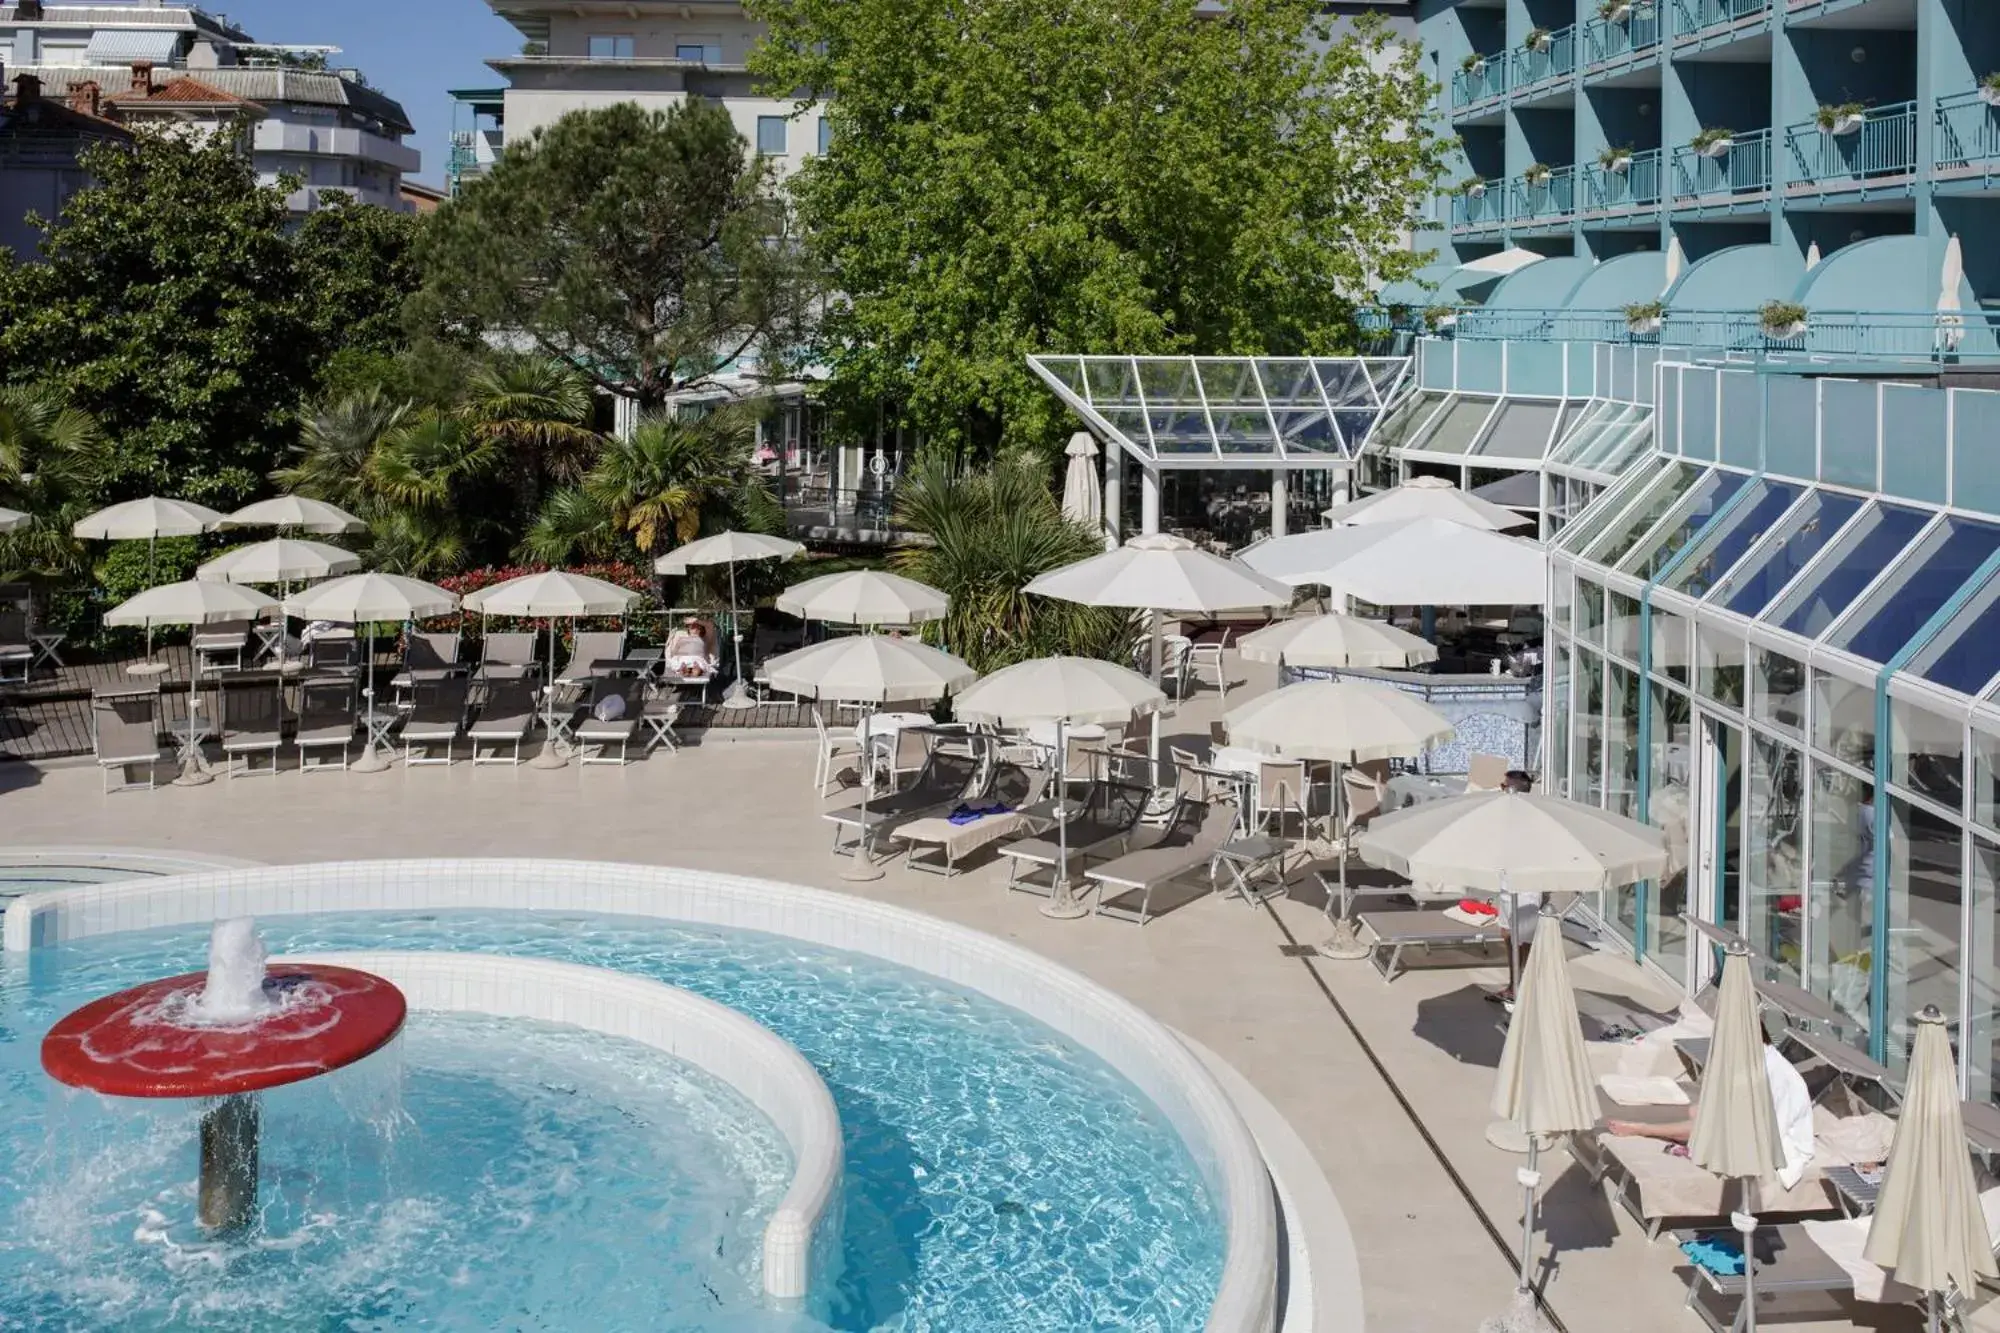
[1386, 772, 1467, 810]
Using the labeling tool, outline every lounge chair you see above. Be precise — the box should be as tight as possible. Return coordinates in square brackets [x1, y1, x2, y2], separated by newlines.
[218, 673, 284, 778]
[402, 675, 469, 766]
[294, 676, 357, 772]
[1356, 906, 1511, 981]
[998, 779, 1152, 897]
[468, 677, 537, 765]
[0, 606, 32, 684]
[555, 631, 626, 688]
[823, 747, 985, 858]
[305, 634, 359, 675]
[392, 631, 462, 697]
[476, 631, 539, 683]
[1085, 798, 1242, 925]
[193, 618, 252, 674]
[91, 684, 163, 792]
[891, 767, 1052, 876]
[574, 677, 644, 766]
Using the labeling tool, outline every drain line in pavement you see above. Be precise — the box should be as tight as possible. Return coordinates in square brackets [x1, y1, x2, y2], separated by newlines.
[1262, 903, 1572, 1333]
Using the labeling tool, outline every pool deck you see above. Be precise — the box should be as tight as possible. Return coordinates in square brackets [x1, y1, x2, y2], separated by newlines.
[0, 658, 1939, 1333]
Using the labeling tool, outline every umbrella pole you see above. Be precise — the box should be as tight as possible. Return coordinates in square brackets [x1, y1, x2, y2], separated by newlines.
[1735, 1197, 1759, 1333]
[722, 559, 755, 710]
[352, 624, 390, 773]
[1043, 716, 1088, 919]
[1516, 1138, 1541, 1293]
[172, 630, 213, 787]
[531, 617, 567, 768]
[841, 699, 884, 882]
[1320, 758, 1370, 959]
[1149, 608, 1164, 785]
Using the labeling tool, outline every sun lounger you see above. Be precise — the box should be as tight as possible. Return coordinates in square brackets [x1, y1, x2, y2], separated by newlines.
[305, 634, 358, 675]
[92, 684, 163, 792]
[392, 631, 462, 696]
[823, 748, 984, 857]
[997, 779, 1152, 897]
[468, 677, 536, 765]
[218, 673, 284, 778]
[476, 631, 538, 683]
[0, 606, 32, 684]
[556, 631, 625, 688]
[1357, 906, 1510, 981]
[193, 618, 252, 674]
[402, 675, 469, 766]
[1085, 799, 1241, 925]
[574, 678, 644, 766]
[892, 768, 1053, 876]
[294, 676, 357, 772]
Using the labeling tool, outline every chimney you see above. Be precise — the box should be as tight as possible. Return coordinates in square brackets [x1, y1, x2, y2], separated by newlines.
[130, 61, 156, 97]
[14, 73, 41, 105]
[68, 80, 102, 118]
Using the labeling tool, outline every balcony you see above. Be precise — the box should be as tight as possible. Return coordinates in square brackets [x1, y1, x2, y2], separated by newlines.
[1784, 102, 1917, 196]
[1934, 89, 2000, 191]
[1671, 0, 1771, 40]
[1510, 27, 1576, 99]
[1452, 57, 1508, 111]
[251, 121, 422, 174]
[1671, 129, 1772, 205]
[1663, 309, 2000, 362]
[1582, 148, 1663, 214]
[1451, 187, 1508, 229]
[1510, 167, 1577, 226]
[1582, 4, 1662, 68]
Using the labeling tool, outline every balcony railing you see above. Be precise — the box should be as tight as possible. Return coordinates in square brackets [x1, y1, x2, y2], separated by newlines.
[1583, 148, 1663, 210]
[1663, 309, 2000, 361]
[1785, 101, 1917, 190]
[1671, 129, 1772, 200]
[1510, 167, 1577, 224]
[1453, 309, 1631, 342]
[1672, 0, 1770, 38]
[1452, 57, 1508, 109]
[1935, 88, 2000, 179]
[1510, 27, 1576, 92]
[1451, 187, 1507, 228]
[1583, 4, 1662, 65]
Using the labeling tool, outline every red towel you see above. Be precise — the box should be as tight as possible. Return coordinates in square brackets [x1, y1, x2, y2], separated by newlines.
[1457, 898, 1499, 918]
[1776, 895, 1802, 914]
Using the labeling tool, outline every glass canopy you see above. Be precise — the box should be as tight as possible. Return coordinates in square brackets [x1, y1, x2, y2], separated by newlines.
[1027, 355, 1410, 466]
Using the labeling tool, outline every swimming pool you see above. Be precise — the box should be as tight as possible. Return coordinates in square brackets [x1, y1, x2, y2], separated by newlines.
[0, 849, 253, 901]
[5, 906, 1229, 1330]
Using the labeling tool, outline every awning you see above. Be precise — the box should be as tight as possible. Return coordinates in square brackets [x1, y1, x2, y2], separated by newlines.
[84, 29, 183, 65]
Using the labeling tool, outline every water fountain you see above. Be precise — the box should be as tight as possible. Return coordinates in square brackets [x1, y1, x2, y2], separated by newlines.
[39, 918, 406, 1232]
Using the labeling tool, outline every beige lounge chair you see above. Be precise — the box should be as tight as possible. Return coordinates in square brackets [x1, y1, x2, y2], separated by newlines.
[998, 779, 1152, 897]
[892, 767, 1052, 876]
[92, 684, 162, 792]
[823, 748, 985, 858]
[556, 630, 625, 687]
[1357, 907, 1510, 981]
[469, 677, 537, 765]
[193, 618, 252, 674]
[294, 676, 357, 772]
[403, 675, 468, 766]
[392, 631, 462, 696]
[218, 673, 284, 777]
[1085, 798, 1241, 925]
[477, 631, 539, 682]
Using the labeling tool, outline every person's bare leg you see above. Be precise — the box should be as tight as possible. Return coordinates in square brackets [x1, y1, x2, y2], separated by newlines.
[1606, 1118, 1693, 1142]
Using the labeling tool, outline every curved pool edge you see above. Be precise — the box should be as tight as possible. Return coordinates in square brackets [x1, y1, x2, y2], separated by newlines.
[0, 846, 264, 876]
[3, 858, 1278, 1333]
[282, 950, 842, 1307]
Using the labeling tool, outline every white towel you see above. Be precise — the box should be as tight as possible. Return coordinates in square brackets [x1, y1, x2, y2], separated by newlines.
[1597, 1075, 1691, 1107]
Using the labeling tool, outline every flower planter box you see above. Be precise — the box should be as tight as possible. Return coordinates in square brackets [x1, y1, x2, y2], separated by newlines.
[1980, 85, 2000, 109]
[1605, 155, 1632, 175]
[1825, 114, 1863, 137]
[1761, 320, 1807, 340]
[1467, 183, 1487, 198]
[1626, 316, 1662, 336]
[1695, 139, 1733, 159]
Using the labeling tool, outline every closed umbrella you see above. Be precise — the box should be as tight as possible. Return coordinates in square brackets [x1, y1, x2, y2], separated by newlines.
[1688, 943, 1784, 1332]
[777, 569, 949, 627]
[1238, 517, 1547, 607]
[955, 656, 1166, 917]
[285, 573, 460, 774]
[463, 571, 643, 769]
[104, 580, 278, 787]
[1865, 1006, 1997, 1331]
[765, 635, 975, 883]
[0, 506, 28, 533]
[220, 496, 365, 535]
[1322, 476, 1529, 531]
[1482, 900, 1597, 1333]
[656, 531, 805, 709]
[1236, 614, 1438, 670]
[1061, 432, 1102, 529]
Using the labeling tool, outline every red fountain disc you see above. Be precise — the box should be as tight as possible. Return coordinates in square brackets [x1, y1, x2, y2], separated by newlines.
[41, 966, 407, 1099]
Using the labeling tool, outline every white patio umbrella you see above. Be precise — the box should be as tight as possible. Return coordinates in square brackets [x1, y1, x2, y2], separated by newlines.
[1482, 900, 1597, 1333]
[197, 538, 360, 586]
[463, 570, 644, 769]
[1239, 517, 1547, 606]
[777, 569, 949, 627]
[0, 506, 28, 533]
[765, 635, 977, 883]
[73, 497, 225, 620]
[1688, 943, 1784, 1333]
[1866, 1005, 1998, 1331]
[955, 656, 1166, 917]
[285, 573, 459, 773]
[1236, 614, 1438, 670]
[220, 495, 365, 534]
[656, 531, 805, 710]
[104, 580, 277, 786]
[1061, 432, 1102, 529]
[1322, 476, 1530, 532]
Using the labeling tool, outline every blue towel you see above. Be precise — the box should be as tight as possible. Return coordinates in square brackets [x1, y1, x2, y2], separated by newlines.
[1680, 1233, 1745, 1277]
[947, 801, 1009, 826]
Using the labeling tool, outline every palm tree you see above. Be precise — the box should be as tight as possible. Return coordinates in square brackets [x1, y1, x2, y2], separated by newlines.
[363, 413, 507, 576]
[272, 389, 407, 518]
[891, 451, 1131, 672]
[462, 354, 601, 531]
[0, 384, 109, 582]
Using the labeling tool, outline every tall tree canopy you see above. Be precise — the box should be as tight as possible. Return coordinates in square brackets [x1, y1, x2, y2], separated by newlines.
[413, 100, 818, 413]
[750, 0, 1444, 455]
[0, 126, 421, 505]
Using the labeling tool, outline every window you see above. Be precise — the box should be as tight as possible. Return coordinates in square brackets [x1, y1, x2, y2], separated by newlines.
[588, 35, 635, 60]
[756, 115, 787, 156]
[676, 42, 722, 63]
[817, 117, 832, 155]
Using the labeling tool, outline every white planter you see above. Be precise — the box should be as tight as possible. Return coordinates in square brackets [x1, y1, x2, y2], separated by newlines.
[1938, 316, 1966, 353]
[1467, 183, 1488, 198]
[1431, 315, 1458, 330]
[1466, 60, 1487, 77]
[1825, 114, 1864, 137]
[1626, 315, 1662, 335]
[1980, 86, 2000, 109]
[1695, 138, 1733, 159]
[1761, 320, 1807, 340]
[1605, 4, 1632, 20]
[1605, 155, 1632, 174]
[1525, 175, 1552, 189]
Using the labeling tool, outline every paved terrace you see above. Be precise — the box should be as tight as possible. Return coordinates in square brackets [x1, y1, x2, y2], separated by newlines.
[0, 657, 1951, 1333]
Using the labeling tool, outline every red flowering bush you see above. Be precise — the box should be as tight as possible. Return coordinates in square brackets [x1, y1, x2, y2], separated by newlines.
[417, 563, 668, 649]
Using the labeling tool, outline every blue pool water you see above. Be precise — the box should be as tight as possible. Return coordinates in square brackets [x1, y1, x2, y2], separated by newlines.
[2, 911, 1226, 1331]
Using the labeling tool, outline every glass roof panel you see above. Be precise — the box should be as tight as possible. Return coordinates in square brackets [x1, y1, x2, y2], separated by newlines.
[1317, 361, 1373, 407]
[1909, 577, 2000, 695]
[1275, 409, 1338, 451]
[1098, 408, 1155, 452]
[1409, 397, 1496, 455]
[1769, 502, 1932, 638]
[1041, 357, 1086, 393]
[1554, 400, 1585, 443]
[1554, 454, 1674, 555]
[1662, 479, 1805, 599]
[1361, 359, 1406, 401]
[1547, 401, 1618, 465]
[1085, 359, 1140, 404]
[1715, 489, 1867, 614]
[1332, 410, 1376, 453]
[1588, 420, 1657, 477]
[1830, 516, 2000, 660]
[1472, 400, 1561, 460]
[1616, 468, 1750, 579]
[1194, 359, 1259, 404]
[1371, 391, 1445, 452]
[1584, 461, 1703, 566]
[1136, 359, 1196, 403]
[1147, 409, 1213, 455]
[1256, 360, 1318, 406]
[1214, 410, 1278, 455]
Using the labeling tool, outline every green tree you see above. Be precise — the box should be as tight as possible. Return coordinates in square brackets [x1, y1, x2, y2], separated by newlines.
[413, 100, 818, 413]
[890, 452, 1133, 672]
[0, 385, 109, 584]
[750, 0, 1445, 456]
[291, 194, 426, 382]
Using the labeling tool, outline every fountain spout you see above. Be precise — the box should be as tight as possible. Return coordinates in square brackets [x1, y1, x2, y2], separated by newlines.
[191, 918, 275, 1024]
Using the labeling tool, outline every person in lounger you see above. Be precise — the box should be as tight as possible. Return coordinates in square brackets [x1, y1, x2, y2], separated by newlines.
[1606, 1021, 1816, 1189]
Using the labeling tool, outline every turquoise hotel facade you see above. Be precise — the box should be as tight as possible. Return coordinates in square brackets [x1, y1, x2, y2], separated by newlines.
[1373, 1, 2000, 1101]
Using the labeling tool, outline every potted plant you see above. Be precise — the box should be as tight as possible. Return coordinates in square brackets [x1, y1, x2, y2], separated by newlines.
[1461, 174, 1488, 198]
[1816, 102, 1866, 136]
[1691, 126, 1734, 158]
[1599, 0, 1633, 20]
[1461, 51, 1487, 75]
[1599, 144, 1634, 173]
[1523, 162, 1553, 187]
[1423, 305, 1459, 332]
[1981, 72, 2000, 108]
[1623, 300, 1665, 335]
[1524, 26, 1553, 53]
[1759, 300, 1808, 339]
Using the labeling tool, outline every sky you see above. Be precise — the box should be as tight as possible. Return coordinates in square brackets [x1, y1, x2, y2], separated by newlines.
[204, 0, 520, 188]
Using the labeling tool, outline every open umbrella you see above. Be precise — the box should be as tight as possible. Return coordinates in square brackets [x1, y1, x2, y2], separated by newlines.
[1237, 614, 1438, 670]
[777, 569, 949, 627]
[1238, 517, 1547, 607]
[104, 580, 278, 786]
[463, 571, 643, 770]
[954, 656, 1165, 917]
[656, 531, 805, 709]
[1866, 1006, 1998, 1331]
[0, 506, 28, 534]
[1061, 432, 1102, 529]
[1323, 476, 1530, 531]
[1480, 901, 1598, 1333]
[74, 498, 227, 656]
[197, 538, 359, 586]
[285, 573, 459, 774]
[220, 496, 365, 535]
[765, 635, 977, 883]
